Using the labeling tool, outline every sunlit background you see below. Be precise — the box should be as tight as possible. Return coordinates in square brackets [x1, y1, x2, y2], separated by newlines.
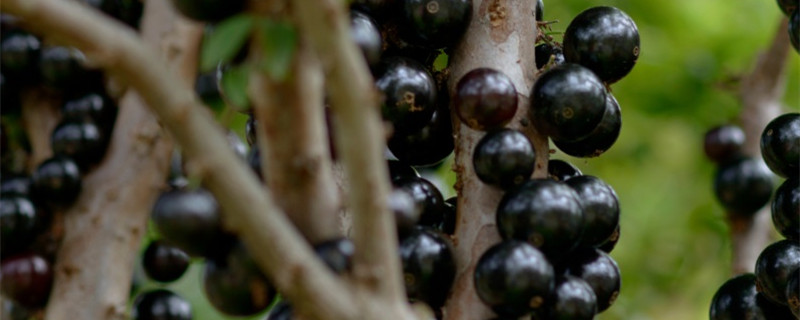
[131, 0, 800, 319]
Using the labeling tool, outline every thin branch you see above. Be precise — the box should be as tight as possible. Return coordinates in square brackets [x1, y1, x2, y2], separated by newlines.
[729, 18, 791, 275]
[443, 1, 547, 319]
[290, 0, 411, 313]
[0, 1, 360, 319]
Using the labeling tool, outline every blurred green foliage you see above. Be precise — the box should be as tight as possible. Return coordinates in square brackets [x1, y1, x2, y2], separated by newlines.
[132, 0, 799, 319]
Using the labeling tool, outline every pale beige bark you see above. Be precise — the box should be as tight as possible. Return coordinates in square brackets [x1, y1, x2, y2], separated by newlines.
[21, 89, 60, 172]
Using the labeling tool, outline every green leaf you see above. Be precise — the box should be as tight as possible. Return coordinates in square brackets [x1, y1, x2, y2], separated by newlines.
[258, 19, 297, 81]
[200, 14, 255, 72]
[220, 65, 250, 111]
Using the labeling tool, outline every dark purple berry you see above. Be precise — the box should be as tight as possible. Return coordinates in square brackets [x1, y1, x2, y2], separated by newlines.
[387, 105, 454, 167]
[547, 159, 582, 182]
[566, 176, 620, 248]
[195, 68, 223, 106]
[704, 124, 745, 164]
[351, 10, 382, 67]
[38, 46, 102, 92]
[132, 289, 192, 320]
[203, 243, 275, 316]
[313, 238, 355, 274]
[535, 43, 564, 70]
[564, 248, 621, 312]
[61, 92, 118, 130]
[439, 197, 456, 235]
[598, 224, 620, 253]
[393, 176, 445, 228]
[151, 188, 235, 259]
[760, 113, 800, 178]
[754, 239, 800, 305]
[563, 6, 640, 84]
[496, 179, 584, 261]
[778, 0, 799, 15]
[531, 63, 607, 142]
[400, 0, 472, 49]
[388, 160, 420, 182]
[0, 196, 44, 257]
[51, 119, 108, 170]
[473, 129, 535, 189]
[710, 273, 787, 320]
[474, 240, 555, 317]
[170, 0, 244, 22]
[454, 68, 518, 131]
[1, 175, 31, 197]
[400, 226, 455, 307]
[535, 275, 597, 320]
[0, 31, 41, 82]
[390, 188, 422, 237]
[787, 269, 800, 318]
[535, 0, 544, 22]
[0, 253, 53, 309]
[31, 156, 82, 208]
[552, 92, 621, 158]
[375, 56, 437, 134]
[772, 178, 799, 240]
[713, 157, 774, 217]
[142, 240, 190, 283]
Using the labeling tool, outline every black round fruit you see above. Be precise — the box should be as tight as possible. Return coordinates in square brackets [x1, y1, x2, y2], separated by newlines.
[132, 289, 192, 320]
[61, 92, 118, 130]
[547, 159, 582, 182]
[564, 248, 621, 312]
[535, 275, 597, 320]
[400, 227, 455, 307]
[387, 105, 454, 167]
[535, 0, 544, 22]
[142, 240, 190, 283]
[0, 253, 53, 309]
[392, 176, 445, 227]
[598, 224, 620, 253]
[496, 179, 584, 261]
[535, 43, 565, 70]
[387, 160, 420, 182]
[170, 0, 245, 22]
[562, 6, 640, 84]
[787, 269, 800, 318]
[772, 178, 799, 240]
[760, 113, 800, 178]
[439, 197, 456, 235]
[390, 188, 422, 237]
[754, 239, 800, 305]
[710, 273, 781, 320]
[0, 196, 43, 257]
[31, 156, 82, 208]
[1, 175, 31, 197]
[474, 240, 555, 317]
[473, 129, 535, 189]
[713, 157, 774, 217]
[531, 63, 607, 142]
[400, 0, 472, 49]
[151, 188, 235, 259]
[552, 92, 621, 158]
[778, 0, 799, 16]
[203, 243, 276, 316]
[51, 119, 108, 170]
[350, 10, 382, 67]
[704, 124, 745, 164]
[0, 31, 41, 82]
[313, 238, 355, 274]
[566, 176, 620, 248]
[38, 46, 100, 92]
[375, 56, 437, 134]
[454, 68, 518, 131]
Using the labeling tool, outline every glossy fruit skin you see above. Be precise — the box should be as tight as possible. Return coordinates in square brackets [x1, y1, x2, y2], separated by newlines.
[778, 0, 799, 16]
[454, 68, 518, 131]
[387, 105, 454, 167]
[566, 176, 620, 248]
[598, 224, 620, 253]
[377, 57, 438, 135]
[787, 269, 800, 318]
[531, 63, 607, 142]
[553, 92, 621, 158]
[439, 197, 456, 235]
[170, 0, 245, 22]
[474, 240, 555, 317]
[400, 227, 456, 307]
[151, 188, 235, 259]
[390, 188, 422, 237]
[791, 11, 799, 53]
[496, 179, 584, 261]
[534, 275, 597, 320]
[547, 159, 582, 182]
[0, 253, 53, 308]
[473, 129, 535, 189]
[400, 0, 472, 49]
[393, 176, 445, 227]
[704, 124, 746, 164]
[51, 119, 108, 170]
[535, 0, 544, 21]
[760, 113, 800, 178]
[0, 196, 44, 257]
[313, 238, 355, 274]
[31, 156, 82, 208]
[754, 239, 800, 305]
[266, 301, 293, 320]
[203, 243, 275, 316]
[713, 157, 774, 217]
[132, 289, 192, 320]
[535, 43, 565, 70]
[563, 248, 620, 312]
[351, 10, 382, 67]
[1, 175, 31, 197]
[142, 240, 190, 283]
[0, 31, 41, 82]
[772, 178, 799, 240]
[61, 93, 118, 131]
[195, 69, 223, 106]
[38, 46, 101, 92]
[710, 273, 785, 320]
[563, 6, 639, 84]
[388, 160, 420, 182]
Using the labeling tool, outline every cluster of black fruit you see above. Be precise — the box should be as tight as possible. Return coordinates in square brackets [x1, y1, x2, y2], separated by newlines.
[0, 1, 140, 316]
[780, 0, 800, 54]
[707, 112, 800, 319]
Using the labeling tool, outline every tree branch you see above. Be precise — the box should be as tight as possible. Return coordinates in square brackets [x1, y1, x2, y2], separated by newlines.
[20, 89, 60, 172]
[729, 18, 791, 275]
[0, 1, 360, 319]
[443, 1, 547, 319]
